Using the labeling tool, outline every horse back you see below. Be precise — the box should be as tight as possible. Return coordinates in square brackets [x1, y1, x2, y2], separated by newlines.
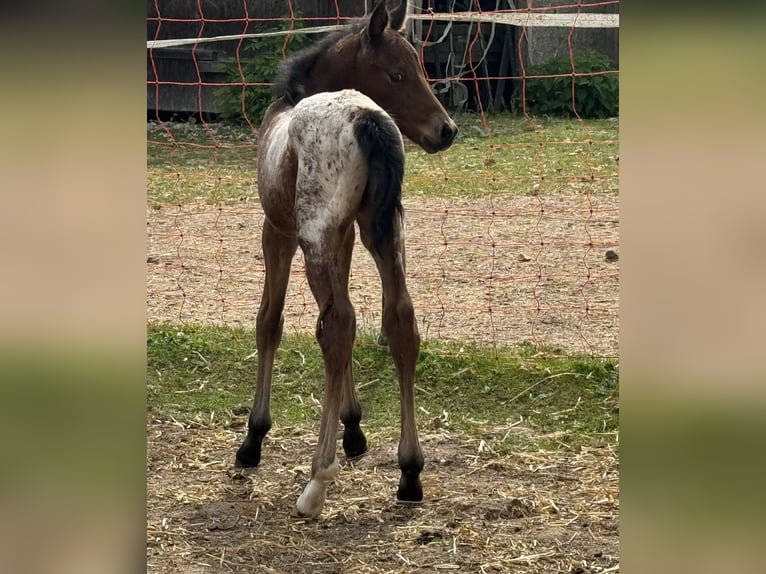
[286, 90, 403, 250]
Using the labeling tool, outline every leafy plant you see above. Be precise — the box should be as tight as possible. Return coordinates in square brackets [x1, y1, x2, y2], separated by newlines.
[216, 17, 310, 125]
[518, 49, 619, 119]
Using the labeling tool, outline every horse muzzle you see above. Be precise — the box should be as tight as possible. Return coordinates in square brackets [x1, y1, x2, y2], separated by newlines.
[421, 119, 458, 154]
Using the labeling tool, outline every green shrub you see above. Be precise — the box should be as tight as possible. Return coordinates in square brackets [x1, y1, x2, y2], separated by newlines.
[518, 49, 618, 118]
[216, 18, 309, 125]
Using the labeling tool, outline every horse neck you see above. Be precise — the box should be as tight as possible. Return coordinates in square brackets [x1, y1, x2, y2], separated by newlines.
[301, 46, 356, 98]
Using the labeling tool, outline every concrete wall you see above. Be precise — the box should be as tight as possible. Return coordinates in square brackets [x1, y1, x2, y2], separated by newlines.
[520, 0, 619, 67]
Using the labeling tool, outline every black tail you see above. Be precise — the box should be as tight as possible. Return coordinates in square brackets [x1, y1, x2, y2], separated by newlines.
[353, 110, 405, 256]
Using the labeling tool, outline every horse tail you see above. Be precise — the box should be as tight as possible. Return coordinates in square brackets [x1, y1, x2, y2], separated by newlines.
[353, 110, 405, 256]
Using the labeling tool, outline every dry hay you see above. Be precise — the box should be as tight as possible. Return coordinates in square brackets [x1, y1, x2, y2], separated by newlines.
[147, 194, 619, 356]
[147, 417, 619, 573]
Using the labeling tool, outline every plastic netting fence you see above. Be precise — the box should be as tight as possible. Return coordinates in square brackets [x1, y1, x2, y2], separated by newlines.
[147, 0, 619, 357]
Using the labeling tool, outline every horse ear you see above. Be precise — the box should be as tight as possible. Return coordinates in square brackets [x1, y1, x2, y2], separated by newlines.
[389, 0, 407, 31]
[366, 1, 388, 45]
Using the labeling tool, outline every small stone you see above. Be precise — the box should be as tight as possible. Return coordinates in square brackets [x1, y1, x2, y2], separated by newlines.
[231, 405, 250, 416]
[518, 254, 531, 262]
[605, 250, 619, 262]
[147, 256, 160, 264]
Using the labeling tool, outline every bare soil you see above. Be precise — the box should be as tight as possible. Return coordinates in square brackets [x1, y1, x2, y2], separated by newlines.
[147, 418, 619, 573]
[147, 194, 618, 356]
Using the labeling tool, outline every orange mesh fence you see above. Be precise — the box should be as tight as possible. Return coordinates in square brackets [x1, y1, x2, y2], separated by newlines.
[147, 0, 619, 357]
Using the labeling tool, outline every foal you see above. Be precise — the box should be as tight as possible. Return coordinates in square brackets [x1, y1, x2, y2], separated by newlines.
[235, 0, 457, 517]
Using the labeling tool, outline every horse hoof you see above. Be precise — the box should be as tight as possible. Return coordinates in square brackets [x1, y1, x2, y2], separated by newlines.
[296, 461, 340, 518]
[235, 437, 263, 468]
[295, 482, 326, 518]
[343, 429, 368, 459]
[234, 451, 260, 468]
[396, 475, 423, 502]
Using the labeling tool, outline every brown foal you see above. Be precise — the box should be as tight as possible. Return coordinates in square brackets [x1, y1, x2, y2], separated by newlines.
[235, 0, 457, 517]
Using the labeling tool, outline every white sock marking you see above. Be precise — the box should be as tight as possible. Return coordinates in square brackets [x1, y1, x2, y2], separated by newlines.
[295, 459, 340, 518]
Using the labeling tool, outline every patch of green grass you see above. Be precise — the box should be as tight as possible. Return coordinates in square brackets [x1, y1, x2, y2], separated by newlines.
[147, 122, 259, 205]
[147, 323, 618, 448]
[406, 114, 618, 198]
[146, 166, 258, 205]
[146, 114, 618, 205]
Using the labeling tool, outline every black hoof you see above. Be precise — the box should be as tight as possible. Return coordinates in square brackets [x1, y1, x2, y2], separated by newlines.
[396, 473, 423, 502]
[343, 427, 368, 459]
[235, 434, 264, 468]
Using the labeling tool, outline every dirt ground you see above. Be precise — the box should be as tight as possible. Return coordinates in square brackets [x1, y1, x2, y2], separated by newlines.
[147, 418, 619, 573]
[147, 193, 618, 356]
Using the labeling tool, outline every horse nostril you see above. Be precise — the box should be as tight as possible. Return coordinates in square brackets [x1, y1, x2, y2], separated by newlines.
[441, 122, 457, 142]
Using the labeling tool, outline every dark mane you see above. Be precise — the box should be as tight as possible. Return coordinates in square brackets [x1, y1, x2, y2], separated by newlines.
[272, 21, 366, 105]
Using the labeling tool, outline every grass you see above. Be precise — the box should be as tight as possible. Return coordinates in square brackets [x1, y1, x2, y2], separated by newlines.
[147, 323, 618, 450]
[147, 113, 618, 205]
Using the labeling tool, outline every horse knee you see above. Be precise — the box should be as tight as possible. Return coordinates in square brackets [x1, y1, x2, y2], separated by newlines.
[256, 305, 284, 346]
[396, 298, 415, 327]
[384, 298, 419, 349]
[384, 296, 413, 326]
[316, 298, 356, 353]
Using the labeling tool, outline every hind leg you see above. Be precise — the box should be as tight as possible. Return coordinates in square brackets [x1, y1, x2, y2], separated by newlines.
[235, 220, 297, 467]
[359, 218, 424, 502]
[376, 240, 406, 346]
[337, 224, 367, 459]
[340, 360, 367, 458]
[295, 228, 358, 517]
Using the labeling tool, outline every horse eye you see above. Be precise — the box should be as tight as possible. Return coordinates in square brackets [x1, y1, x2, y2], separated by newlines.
[389, 72, 403, 83]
